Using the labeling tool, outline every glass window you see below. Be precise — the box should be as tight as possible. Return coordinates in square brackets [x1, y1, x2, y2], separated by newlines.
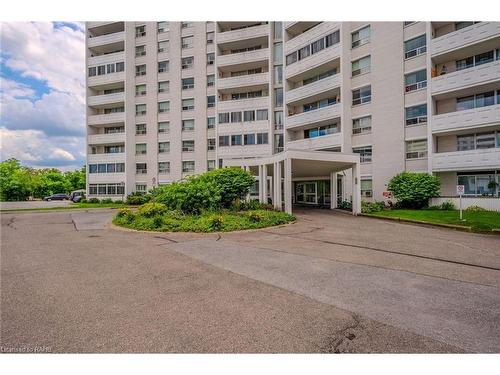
[207, 95, 215, 108]
[244, 110, 255, 122]
[135, 45, 146, 57]
[353, 146, 372, 163]
[182, 77, 194, 90]
[286, 51, 298, 65]
[106, 64, 115, 74]
[406, 139, 428, 159]
[158, 21, 169, 33]
[182, 140, 195, 152]
[181, 22, 193, 29]
[158, 61, 169, 73]
[361, 178, 373, 197]
[298, 45, 310, 60]
[456, 56, 474, 71]
[231, 111, 242, 123]
[207, 74, 215, 87]
[182, 36, 194, 49]
[135, 64, 146, 76]
[135, 143, 147, 155]
[158, 101, 170, 113]
[351, 55, 371, 76]
[457, 134, 475, 151]
[158, 121, 169, 133]
[405, 70, 427, 92]
[274, 111, 283, 127]
[182, 98, 194, 111]
[352, 116, 372, 134]
[158, 41, 169, 53]
[88, 67, 96, 77]
[207, 117, 215, 129]
[97, 164, 107, 173]
[274, 88, 283, 107]
[256, 109, 268, 121]
[218, 135, 230, 146]
[305, 123, 339, 138]
[352, 25, 370, 48]
[206, 31, 214, 44]
[135, 123, 147, 135]
[274, 22, 282, 39]
[274, 43, 283, 64]
[475, 91, 495, 108]
[476, 132, 496, 149]
[135, 25, 146, 38]
[182, 161, 195, 173]
[218, 113, 230, 124]
[274, 133, 284, 153]
[475, 50, 494, 66]
[274, 66, 283, 84]
[89, 164, 98, 174]
[116, 163, 125, 173]
[455, 22, 474, 30]
[135, 184, 147, 192]
[158, 142, 170, 154]
[115, 62, 124, 72]
[352, 85, 371, 105]
[207, 138, 216, 151]
[207, 160, 216, 171]
[181, 56, 194, 69]
[244, 134, 255, 145]
[311, 38, 325, 54]
[231, 134, 242, 146]
[182, 119, 195, 131]
[325, 31, 340, 47]
[158, 81, 169, 93]
[405, 104, 427, 125]
[158, 162, 170, 174]
[404, 34, 426, 59]
[457, 95, 475, 111]
[207, 53, 215, 65]
[96, 65, 106, 76]
[135, 84, 146, 96]
[135, 104, 146, 116]
[256, 132, 268, 144]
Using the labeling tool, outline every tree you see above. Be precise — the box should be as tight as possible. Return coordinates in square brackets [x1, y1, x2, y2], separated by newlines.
[387, 172, 441, 209]
[0, 159, 32, 201]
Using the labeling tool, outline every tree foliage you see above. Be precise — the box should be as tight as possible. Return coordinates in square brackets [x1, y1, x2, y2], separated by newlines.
[0, 158, 86, 201]
[387, 172, 441, 209]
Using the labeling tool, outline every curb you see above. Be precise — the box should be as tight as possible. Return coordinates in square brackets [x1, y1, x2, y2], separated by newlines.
[360, 213, 474, 233]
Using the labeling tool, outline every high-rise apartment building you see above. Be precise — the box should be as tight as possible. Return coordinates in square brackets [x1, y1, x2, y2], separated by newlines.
[86, 21, 500, 210]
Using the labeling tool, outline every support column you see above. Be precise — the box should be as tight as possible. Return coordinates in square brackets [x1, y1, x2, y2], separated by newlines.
[352, 163, 361, 215]
[244, 165, 251, 202]
[262, 164, 268, 204]
[273, 162, 279, 209]
[258, 165, 264, 203]
[284, 158, 292, 214]
[330, 172, 337, 209]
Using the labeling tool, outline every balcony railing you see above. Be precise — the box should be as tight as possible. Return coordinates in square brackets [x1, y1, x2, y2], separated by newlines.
[87, 92, 124, 107]
[286, 73, 341, 105]
[432, 148, 500, 172]
[217, 48, 269, 67]
[287, 132, 342, 151]
[405, 80, 427, 93]
[286, 103, 341, 130]
[88, 71, 125, 87]
[217, 73, 268, 91]
[405, 45, 427, 59]
[88, 132, 125, 145]
[87, 51, 125, 67]
[87, 112, 125, 126]
[87, 31, 125, 49]
[217, 24, 269, 45]
[87, 152, 125, 163]
[284, 22, 340, 54]
[285, 44, 341, 80]
[217, 96, 269, 112]
[432, 103, 500, 134]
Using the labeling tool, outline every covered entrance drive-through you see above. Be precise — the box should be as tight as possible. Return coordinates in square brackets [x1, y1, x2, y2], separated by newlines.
[223, 150, 361, 215]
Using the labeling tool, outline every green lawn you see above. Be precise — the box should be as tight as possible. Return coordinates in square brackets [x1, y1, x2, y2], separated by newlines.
[0, 202, 129, 212]
[368, 209, 500, 233]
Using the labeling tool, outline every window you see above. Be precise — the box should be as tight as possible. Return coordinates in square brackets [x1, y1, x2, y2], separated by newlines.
[476, 132, 496, 149]
[116, 163, 125, 173]
[181, 56, 194, 69]
[218, 113, 230, 124]
[325, 31, 340, 47]
[311, 38, 325, 54]
[458, 132, 498, 151]
[182, 140, 195, 152]
[158, 40, 169, 53]
[352, 85, 371, 105]
[96, 65, 106, 76]
[182, 77, 194, 90]
[182, 161, 195, 173]
[458, 173, 497, 196]
[135, 64, 146, 76]
[207, 74, 215, 87]
[104, 106, 124, 114]
[158, 121, 169, 133]
[104, 126, 124, 134]
[244, 110, 255, 122]
[135, 144, 147, 155]
[456, 56, 474, 71]
[455, 22, 476, 31]
[256, 109, 268, 121]
[135, 84, 146, 96]
[182, 98, 194, 111]
[275, 88, 283, 107]
[274, 22, 283, 39]
[456, 50, 494, 71]
[404, 21, 416, 27]
[305, 123, 340, 138]
[182, 119, 195, 131]
[182, 36, 194, 49]
[207, 95, 215, 108]
[457, 134, 475, 151]
[274, 43, 283, 64]
[97, 164, 107, 173]
[207, 160, 216, 171]
[116, 62, 124, 72]
[274, 66, 283, 84]
[229, 111, 241, 123]
[286, 30, 339, 66]
[135, 45, 146, 57]
[104, 145, 124, 153]
[158, 162, 170, 174]
[88, 67, 96, 77]
[274, 133, 284, 153]
[207, 31, 214, 44]
[457, 91, 495, 111]
[135, 104, 146, 116]
[405, 70, 427, 92]
[231, 134, 242, 146]
[353, 146, 372, 163]
[298, 45, 310, 60]
[207, 117, 215, 129]
[158, 61, 169, 73]
[406, 139, 428, 159]
[135, 25, 146, 38]
[181, 22, 193, 29]
[351, 55, 371, 76]
[256, 133, 268, 145]
[219, 134, 230, 146]
[405, 104, 427, 126]
[135, 123, 147, 135]
[158, 21, 169, 33]
[303, 97, 338, 112]
[286, 51, 298, 65]
[158, 101, 170, 113]
[207, 138, 216, 151]
[361, 178, 373, 198]
[106, 64, 115, 74]
[158, 142, 170, 154]
[351, 25, 370, 48]
[244, 134, 255, 145]
[158, 81, 169, 93]
[274, 111, 283, 129]
[207, 53, 215, 65]
[135, 184, 147, 193]
[352, 116, 372, 134]
[404, 34, 426, 59]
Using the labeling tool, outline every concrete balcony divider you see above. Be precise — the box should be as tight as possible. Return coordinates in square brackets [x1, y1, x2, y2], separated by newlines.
[87, 92, 125, 107]
[87, 132, 126, 145]
[285, 22, 340, 54]
[88, 173, 126, 184]
[87, 112, 125, 126]
[287, 132, 342, 151]
[432, 148, 500, 172]
[87, 153, 125, 164]
[286, 103, 341, 130]
[432, 104, 500, 134]
[285, 44, 341, 79]
[431, 22, 500, 57]
[217, 24, 269, 45]
[217, 73, 269, 91]
[286, 74, 341, 105]
[216, 144, 271, 159]
[88, 71, 125, 88]
[431, 60, 500, 95]
[217, 48, 269, 67]
[87, 31, 125, 48]
[217, 96, 270, 112]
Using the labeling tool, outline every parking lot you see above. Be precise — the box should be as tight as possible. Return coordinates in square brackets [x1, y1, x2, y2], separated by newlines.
[1, 208, 499, 353]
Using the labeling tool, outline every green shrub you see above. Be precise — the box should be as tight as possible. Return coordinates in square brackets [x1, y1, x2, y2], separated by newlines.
[208, 214, 224, 231]
[137, 202, 168, 218]
[152, 215, 164, 228]
[465, 205, 487, 212]
[200, 167, 255, 208]
[338, 200, 352, 210]
[439, 200, 455, 210]
[100, 198, 114, 204]
[361, 201, 385, 213]
[126, 192, 152, 205]
[87, 197, 100, 203]
[116, 208, 135, 223]
[246, 211, 264, 222]
[387, 172, 440, 209]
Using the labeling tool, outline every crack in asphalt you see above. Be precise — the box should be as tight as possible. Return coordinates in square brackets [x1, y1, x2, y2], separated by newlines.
[322, 314, 361, 353]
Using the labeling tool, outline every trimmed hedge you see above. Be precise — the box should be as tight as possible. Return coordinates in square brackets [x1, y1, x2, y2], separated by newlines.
[387, 172, 440, 209]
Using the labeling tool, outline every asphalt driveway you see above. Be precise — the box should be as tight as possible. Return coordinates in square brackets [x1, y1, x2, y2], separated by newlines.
[1, 208, 499, 353]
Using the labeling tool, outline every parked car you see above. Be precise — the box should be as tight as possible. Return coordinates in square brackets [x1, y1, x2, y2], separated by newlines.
[43, 194, 70, 201]
[69, 190, 86, 202]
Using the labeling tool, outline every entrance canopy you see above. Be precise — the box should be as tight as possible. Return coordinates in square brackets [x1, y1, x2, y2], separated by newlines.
[223, 150, 361, 215]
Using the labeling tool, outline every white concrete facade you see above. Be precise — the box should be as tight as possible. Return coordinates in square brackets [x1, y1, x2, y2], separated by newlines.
[86, 21, 500, 210]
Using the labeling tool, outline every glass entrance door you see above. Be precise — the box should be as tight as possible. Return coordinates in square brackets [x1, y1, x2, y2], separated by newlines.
[296, 182, 317, 204]
[336, 176, 343, 205]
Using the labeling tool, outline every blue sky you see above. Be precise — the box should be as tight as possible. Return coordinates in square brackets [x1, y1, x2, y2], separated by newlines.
[1, 21, 86, 171]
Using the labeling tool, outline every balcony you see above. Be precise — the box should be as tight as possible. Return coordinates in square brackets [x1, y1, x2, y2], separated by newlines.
[432, 148, 500, 172]
[286, 103, 341, 130]
[431, 60, 500, 95]
[287, 132, 342, 151]
[87, 172, 125, 184]
[217, 24, 269, 45]
[432, 104, 500, 134]
[217, 144, 271, 159]
[431, 22, 500, 57]
[87, 92, 125, 107]
[217, 96, 269, 112]
[286, 74, 341, 105]
[87, 31, 125, 49]
[217, 48, 269, 68]
[88, 132, 125, 145]
[87, 152, 125, 164]
[87, 51, 124, 67]
[285, 22, 340, 54]
[285, 44, 341, 80]
[218, 73, 269, 91]
[87, 112, 125, 126]
[88, 71, 125, 88]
